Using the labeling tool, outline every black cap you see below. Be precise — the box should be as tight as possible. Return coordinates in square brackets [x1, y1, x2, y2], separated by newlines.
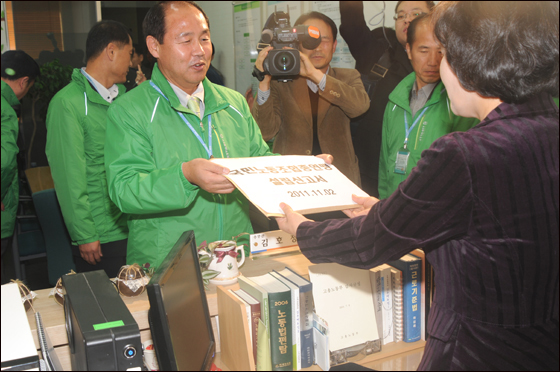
[1, 50, 41, 81]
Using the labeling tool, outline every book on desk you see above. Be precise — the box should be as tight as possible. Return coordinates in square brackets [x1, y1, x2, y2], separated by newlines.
[230, 288, 261, 365]
[218, 250, 430, 370]
[388, 254, 422, 343]
[221, 269, 310, 371]
[273, 268, 314, 369]
[242, 273, 293, 371]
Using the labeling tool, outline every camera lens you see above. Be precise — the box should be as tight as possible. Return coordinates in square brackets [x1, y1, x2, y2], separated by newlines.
[123, 345, 136, 359]
[274, 51, 295, 72]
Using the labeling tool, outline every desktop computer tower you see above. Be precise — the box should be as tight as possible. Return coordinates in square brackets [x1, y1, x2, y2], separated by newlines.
[62, 270, 143, 371]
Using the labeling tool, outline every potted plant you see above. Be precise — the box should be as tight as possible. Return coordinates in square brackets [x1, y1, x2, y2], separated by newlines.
[197, 241, 221, 289]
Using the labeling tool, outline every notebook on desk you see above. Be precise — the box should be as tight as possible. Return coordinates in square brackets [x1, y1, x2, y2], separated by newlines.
[0, 283, 40, 371]
[36, 311, 63, 371]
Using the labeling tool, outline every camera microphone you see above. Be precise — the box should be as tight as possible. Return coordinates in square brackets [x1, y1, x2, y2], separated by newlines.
[261, 29, 274, 45]
[297, 25, 321, 50]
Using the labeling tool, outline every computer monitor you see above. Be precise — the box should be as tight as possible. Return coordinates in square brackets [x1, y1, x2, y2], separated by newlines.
[147, 231, 216, 371]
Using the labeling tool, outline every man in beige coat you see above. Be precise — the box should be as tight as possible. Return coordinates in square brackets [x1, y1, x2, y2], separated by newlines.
[251, 11, 369, 186]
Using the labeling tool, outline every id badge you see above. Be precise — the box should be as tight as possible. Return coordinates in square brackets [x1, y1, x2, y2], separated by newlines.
[394, 147, 410, 175]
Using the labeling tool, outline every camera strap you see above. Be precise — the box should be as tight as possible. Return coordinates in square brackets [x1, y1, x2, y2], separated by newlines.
[359, 48, 393, 98]
[369, 49, 392, 81]
[252, 66, 266, 82]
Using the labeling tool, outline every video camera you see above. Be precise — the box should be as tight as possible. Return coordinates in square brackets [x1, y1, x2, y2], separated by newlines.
[254, 9, 321, 82]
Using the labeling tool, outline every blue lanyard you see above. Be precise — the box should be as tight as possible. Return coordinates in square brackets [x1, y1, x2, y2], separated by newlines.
[403, 107, 429, 149]
[150, 81, 212, 159]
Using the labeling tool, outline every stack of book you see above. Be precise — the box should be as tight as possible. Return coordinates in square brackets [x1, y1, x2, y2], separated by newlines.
[409, 249, 433, 341]
[368, 252, 427, 345]
[388, 253, 423, 343]
[219, 267, 314, 371]
[308, 263, 381, 354]
[309, 250, 429, 351]
[369, 263, 406, 344]
[219, 252, 431, 370]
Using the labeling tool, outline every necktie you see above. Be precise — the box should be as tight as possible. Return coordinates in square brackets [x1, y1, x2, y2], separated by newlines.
[187, 96, 202, 119]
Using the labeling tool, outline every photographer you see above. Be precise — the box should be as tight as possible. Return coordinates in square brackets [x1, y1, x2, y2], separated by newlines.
[251, 11, 369, 186]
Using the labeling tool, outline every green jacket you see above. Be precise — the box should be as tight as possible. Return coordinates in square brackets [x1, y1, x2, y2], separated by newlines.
[105, 64, 274, 270]
[379, 72, 479, 199]
[1, 81, 20, 239]
[45, 69, 128, 245]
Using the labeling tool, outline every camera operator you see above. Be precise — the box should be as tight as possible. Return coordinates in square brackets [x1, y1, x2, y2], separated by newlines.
[251, 11, 369, 187]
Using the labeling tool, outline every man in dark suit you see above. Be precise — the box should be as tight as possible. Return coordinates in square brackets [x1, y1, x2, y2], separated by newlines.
[251, 11, 369, 187]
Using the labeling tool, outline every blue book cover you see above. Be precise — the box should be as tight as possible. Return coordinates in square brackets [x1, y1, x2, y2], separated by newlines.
[275, 267, 314, 369]
[388, 254, 422, 343]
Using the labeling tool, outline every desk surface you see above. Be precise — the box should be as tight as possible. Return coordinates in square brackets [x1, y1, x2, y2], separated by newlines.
[25, 249, 313, 347]
[24, 249, 424, 370]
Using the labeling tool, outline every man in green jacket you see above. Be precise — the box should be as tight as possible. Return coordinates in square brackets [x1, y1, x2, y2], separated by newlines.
[105, 2, 277, 270]
[1, 51, 40, 284]
[46, 21, 132, 278]
[378, 15, 478, 199]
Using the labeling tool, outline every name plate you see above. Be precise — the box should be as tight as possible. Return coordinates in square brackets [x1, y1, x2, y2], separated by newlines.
[250, 230, 298, 253]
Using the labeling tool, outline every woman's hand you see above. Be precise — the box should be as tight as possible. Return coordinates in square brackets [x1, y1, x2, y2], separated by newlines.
[343, 194, 380, 218]
[315, 154, 333, 164]
[276, 203, 312, 237]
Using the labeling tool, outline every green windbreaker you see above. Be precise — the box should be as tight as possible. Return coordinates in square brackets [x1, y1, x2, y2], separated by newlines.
[379, 72, 479, 199]
[45, 69, 128, 245]
[105, 64, 274, 270]
[1, 81, 20, 239]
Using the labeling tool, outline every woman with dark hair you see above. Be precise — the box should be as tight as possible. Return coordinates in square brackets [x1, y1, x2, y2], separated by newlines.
[277, 1, 559, 370]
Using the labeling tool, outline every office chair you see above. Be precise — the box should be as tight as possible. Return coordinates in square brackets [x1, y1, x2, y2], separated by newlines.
[31, 188, 75, 286]
[11, 167, 74, 286]
[10, 172, 47, 283]
[11, 212, 47, 283]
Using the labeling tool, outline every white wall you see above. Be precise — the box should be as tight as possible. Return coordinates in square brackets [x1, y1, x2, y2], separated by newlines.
[60, 1, 98, 54]
[197, 1, 236, 90]
[1, 1, 9, 52]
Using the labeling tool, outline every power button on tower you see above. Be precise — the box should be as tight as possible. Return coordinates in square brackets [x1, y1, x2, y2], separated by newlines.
[123, 345, 136, 359]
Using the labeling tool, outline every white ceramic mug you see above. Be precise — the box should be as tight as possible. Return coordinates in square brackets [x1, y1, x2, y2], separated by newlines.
[204, 241, 245, 285]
